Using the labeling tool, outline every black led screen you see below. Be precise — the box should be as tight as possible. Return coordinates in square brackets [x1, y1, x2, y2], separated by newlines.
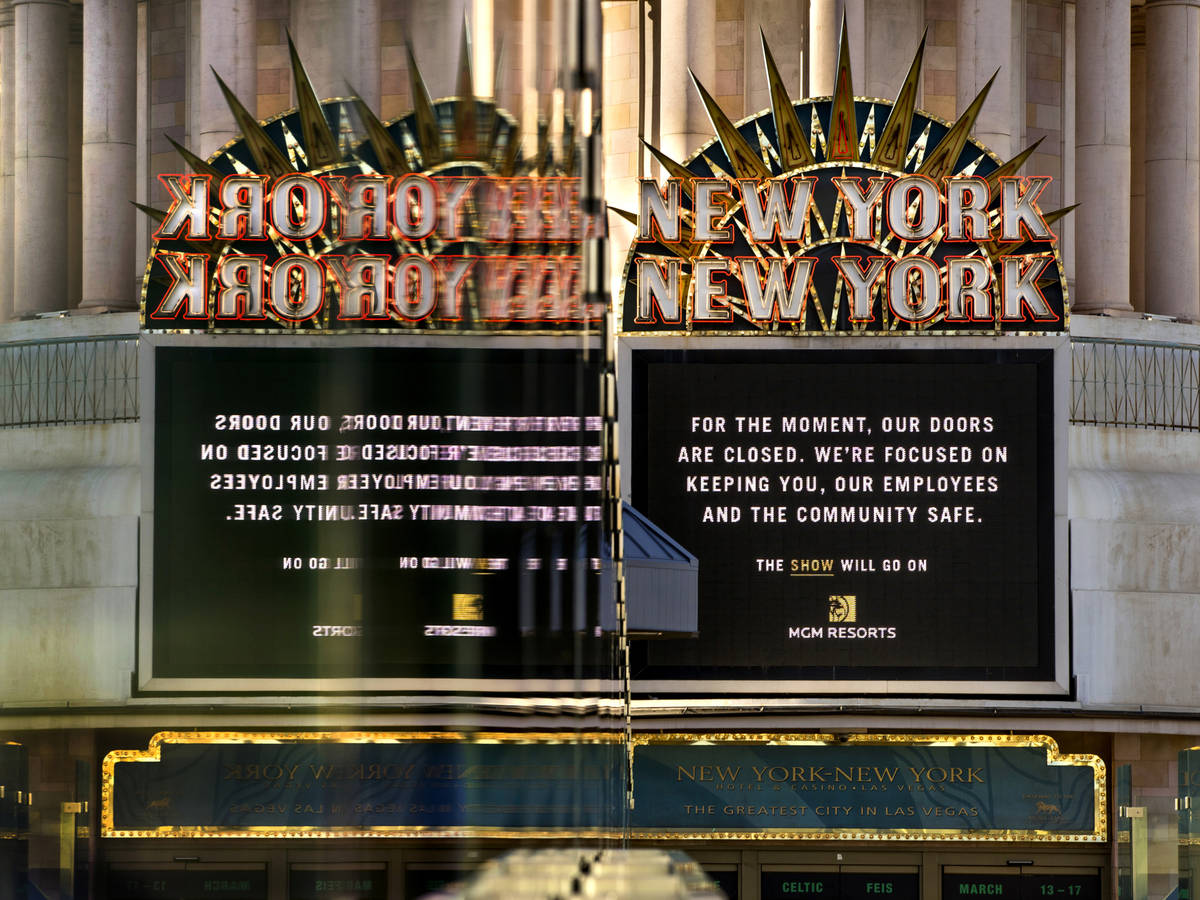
[149, 344, 604, 684]
[630, 348, 1057, 688]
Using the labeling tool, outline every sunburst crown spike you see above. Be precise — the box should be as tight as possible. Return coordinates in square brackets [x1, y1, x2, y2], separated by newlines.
[133, 201, 167, 224]
[405, 42, 443, 167]
[827, 13, 859, 162]
[984, 203, 1077, 258]
[211, 66, 293, 178]
[135, 202, 224, 259]
[917, 69, 996, 180]
[165, 135, 224, 182]
[346, 83, 410, 175]
[642, 140, 696, 190]
[491, 37, 505, 101]
[761, 30, 815, 170]
[873, 30, 926, 169]
[455, 16, 478, 158]
[688, 68, 771, 180]
[982, 136, 1045, 198]
[535, 115, 551, 176]
[285, 30, 341, 168]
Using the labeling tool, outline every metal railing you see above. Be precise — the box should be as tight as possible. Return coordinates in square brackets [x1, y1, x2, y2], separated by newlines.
[2, 332, 1200, 432]
[0, 334, 139, 428]
[1071, 336, 1200, 431]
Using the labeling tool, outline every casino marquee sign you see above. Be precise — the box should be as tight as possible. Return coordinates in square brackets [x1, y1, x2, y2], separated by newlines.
[617, 22, 1070, 335]
[139, 29, 596, 332]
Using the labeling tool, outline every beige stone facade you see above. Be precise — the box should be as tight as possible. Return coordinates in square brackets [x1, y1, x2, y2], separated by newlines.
[1, 2, 1200, 898]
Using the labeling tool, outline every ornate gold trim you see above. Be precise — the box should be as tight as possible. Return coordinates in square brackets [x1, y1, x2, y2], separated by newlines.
[628, 732, 1105, 843]
[102, 731, 1104, 842]
[102, 730, 623, 839]
[102, 730, 625, 839]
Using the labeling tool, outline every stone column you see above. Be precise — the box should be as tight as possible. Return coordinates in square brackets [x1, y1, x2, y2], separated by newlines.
[472, 0, 494, 98]
[744, 0, 804, 114]
[864, 0, 922, 102]
[1129, 12, 1146, 313]
[80, 0, 136, 311]
[809, 0, 864, 97]
[407, 0, 469, 99]
[659, 0, 714, 161]
[1144, 0, 1200, 321]
[13, 0, 69, 317]
[0, 1, 14, 322]
[291, 0, 379, 110]
[520, 0, 539, 148]
[191, 0, 256, 160]
[1073, 0, 1132, 314]
[957, 0, 1015, 158]
[66, 4, 80, 308]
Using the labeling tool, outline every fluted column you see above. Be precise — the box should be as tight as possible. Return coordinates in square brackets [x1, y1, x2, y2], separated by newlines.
[13, 0, 69, 317]
[1073, 0, 1132, 314]
[520, 0, 539, 148]
[660, 0, 713, 161]
[191, 0, 256, 160]
[80, 0, 136, 311]
[864, 0, 922, 101]
[1144, 0, 1200, 321]
[290, 0, 379, 110]
[472, 0, 494, 98]
[1130, 12, 1146, 312]
[957, 0, 1015, 158]
[809, 0, 864, 97]
[0, 1, 14, 322]
[66, 4, 80, 308]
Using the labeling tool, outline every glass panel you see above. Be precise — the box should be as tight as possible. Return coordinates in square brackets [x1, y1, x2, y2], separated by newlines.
[289, 865, 385, 900]
[106, 866, 267, 900]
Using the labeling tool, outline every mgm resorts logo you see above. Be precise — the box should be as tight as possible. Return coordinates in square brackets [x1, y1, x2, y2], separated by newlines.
[788, 595, 897, 639]
[828, 595, 856, 622]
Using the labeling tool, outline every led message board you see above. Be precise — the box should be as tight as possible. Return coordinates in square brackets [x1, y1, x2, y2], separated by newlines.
[628, 346, 1064, 694]
[139, 339, 606, 691]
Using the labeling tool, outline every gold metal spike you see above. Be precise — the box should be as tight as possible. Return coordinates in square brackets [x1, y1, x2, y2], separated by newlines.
[563, 113, 578, 176]
[612, 205, 698, 260]
[984, 204, 1077, 258]
[405, 42, 443, 167]
[492, 38, 505, 101]
[761, 30, 814, 170]
[609, 206, 639, 229]
[535, 117, 550, 175]
[135, 202, 226, 259]
[133, 201, 166, 224]
[642, 141, 695, 191]
[286, 31, 340, 168]
[874, 31, 926, 169]
[1042, 204, 1077, 231]
[348, 86, 409, 175]
[827, 16, 858, 162]
[279, 119, 309, 169]
[858, 104, 876, 158]
[165, 135, 224, 182]
[455, 18, 478, 159]
[982, 136, 1045, 198]
[500, 124, 521, 175]
[918, 70, 996, 180]
[689, 69, 770, 179]
[211, 67, 293, 179]
[485, 111, 507, 167]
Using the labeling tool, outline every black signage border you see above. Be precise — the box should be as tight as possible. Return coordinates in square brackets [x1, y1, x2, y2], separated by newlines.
[622, 336, 1069, 699]
[137, 333, 615, 696]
